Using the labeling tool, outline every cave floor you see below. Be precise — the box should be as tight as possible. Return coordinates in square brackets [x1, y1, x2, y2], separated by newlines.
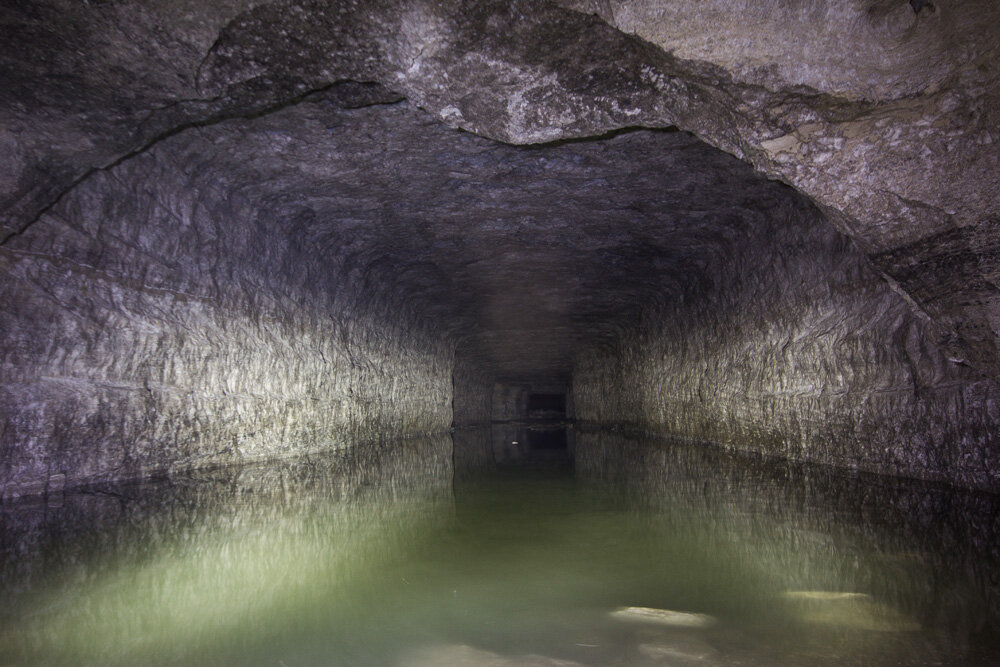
[2, 428, 998, 666]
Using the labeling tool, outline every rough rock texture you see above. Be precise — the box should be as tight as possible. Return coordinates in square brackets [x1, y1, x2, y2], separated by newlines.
[4, 0, 997, 376]
[558, 0, 1000, 375]
[2, 0, 999, 490]
[490, 382, 569, 421]
[0, 94, 453, 497]
[452, 362, 493, 427]
[573, 191, 1000, 490]
[491, 384, 533, 423]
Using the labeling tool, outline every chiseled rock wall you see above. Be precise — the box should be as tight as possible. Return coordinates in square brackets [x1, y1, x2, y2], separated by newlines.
[574, 200, 1000, 492]
[0, 148, 452, 499]
[452, 362, 493, 426]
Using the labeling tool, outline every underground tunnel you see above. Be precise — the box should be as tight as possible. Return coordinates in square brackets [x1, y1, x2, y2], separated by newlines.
[2, 0, 1000, 664]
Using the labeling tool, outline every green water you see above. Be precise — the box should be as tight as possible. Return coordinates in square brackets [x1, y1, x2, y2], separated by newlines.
[2, 427, 998, 666]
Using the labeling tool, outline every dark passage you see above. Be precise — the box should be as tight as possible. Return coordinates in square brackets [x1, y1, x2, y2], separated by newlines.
[527, 393, 567, 420]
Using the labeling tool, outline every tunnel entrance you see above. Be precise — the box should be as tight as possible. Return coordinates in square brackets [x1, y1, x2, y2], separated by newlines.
[526, 393, 566, 420]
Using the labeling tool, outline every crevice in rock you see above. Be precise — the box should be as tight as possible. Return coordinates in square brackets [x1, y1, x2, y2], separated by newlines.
[0, 80, 404, 249]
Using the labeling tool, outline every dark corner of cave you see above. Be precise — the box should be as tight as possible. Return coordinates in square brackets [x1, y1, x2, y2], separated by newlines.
[1, 1, 999, 664]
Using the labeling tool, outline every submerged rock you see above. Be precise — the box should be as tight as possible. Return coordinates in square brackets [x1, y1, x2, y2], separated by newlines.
[610, 606, 717, 628]
[782, 590, 921, 632]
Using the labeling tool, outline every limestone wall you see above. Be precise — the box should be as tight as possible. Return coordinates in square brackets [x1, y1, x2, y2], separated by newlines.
[573, 201, 1000, 491]
[452, 362, 493, 426]
[0, 147, 453, 499]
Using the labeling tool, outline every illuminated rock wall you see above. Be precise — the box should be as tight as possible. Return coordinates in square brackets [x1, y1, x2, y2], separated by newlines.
[2, 0, 998, 494]
[573, 200, 1000, 491]
[0, 146, 452, 499]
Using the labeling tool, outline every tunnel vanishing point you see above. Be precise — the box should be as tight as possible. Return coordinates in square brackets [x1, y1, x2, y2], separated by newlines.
[1, 0, 999, 499]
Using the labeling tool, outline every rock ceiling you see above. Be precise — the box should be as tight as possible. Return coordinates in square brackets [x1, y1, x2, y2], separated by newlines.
[2, 0, 999, 379]
[143, 85, 811, 378]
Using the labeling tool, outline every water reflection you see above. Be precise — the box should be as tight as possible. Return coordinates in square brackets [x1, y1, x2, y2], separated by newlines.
[572, 427, 1000, 665]
[0, 436, 454, 666]
[1, 427, 998, 665]
[453, 422, 574, 479]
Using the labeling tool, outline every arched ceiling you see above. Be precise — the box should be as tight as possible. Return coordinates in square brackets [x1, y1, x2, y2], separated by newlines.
[128, 83, 812, 380]
[2, 0, 998, 377]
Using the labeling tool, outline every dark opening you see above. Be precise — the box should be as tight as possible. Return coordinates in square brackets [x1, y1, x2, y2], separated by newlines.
[908, 0, 932, 13]
[527, 393, 566, 418]
[527, 427, 568, 450]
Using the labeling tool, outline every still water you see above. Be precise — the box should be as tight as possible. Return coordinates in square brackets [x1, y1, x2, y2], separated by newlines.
[2, 426, 999, 666]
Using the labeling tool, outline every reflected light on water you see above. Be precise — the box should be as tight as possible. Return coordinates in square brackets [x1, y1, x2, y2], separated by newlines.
[1, 427, 998, 666]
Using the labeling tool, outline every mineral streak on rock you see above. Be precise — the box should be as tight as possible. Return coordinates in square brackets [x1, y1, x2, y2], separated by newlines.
[2, 1, 999, 493]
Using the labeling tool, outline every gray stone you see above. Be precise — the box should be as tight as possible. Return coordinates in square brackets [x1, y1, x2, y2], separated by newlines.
[1, 0, 998, 492]
[782, 590, 921, 632]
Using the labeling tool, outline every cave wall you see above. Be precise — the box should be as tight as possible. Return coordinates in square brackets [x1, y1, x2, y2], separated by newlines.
[2, 0, 998, 495]
[452, 362, 493, 427]
[491, 384, 529, 422]
[573, 198, 1000, 491]
[489, 382, 570, 421]
[0, 140, 453, 499]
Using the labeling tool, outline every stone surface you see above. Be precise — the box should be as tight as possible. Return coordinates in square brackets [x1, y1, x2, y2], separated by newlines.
[1, 96, 454, 496]
[572, 182, 1000, 490]
[452, 362, 494, 427]
[782, 591, 921, 632]
[4, 0, 998, 378]
[1, 0, 999, 491]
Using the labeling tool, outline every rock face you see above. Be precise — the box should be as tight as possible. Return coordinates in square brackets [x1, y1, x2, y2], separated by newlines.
[0, 94, 454, 496]
[572, 190, 1000, 489]
[1, 0, 998, 493]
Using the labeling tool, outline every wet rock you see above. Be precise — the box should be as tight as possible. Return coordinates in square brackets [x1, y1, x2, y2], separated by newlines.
[611, 606, 717, 628]
[783, 591, 871, 602]
[638, 639, 717, 664]
[782, 591, 921, 632]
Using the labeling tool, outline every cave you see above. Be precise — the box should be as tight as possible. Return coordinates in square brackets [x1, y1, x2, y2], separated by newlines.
[526, 394, 566, 421]
[2, 1, 1000, 664]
